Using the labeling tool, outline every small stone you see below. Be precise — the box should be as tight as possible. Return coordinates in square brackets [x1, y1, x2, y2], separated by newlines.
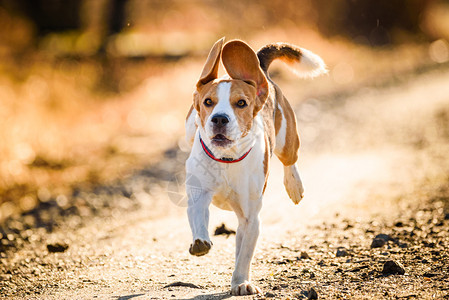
[336, 248, 349, 257]
[382, 260, 405, 275]
[308, 287, 318, 300]
[265, 291, 276, 297]
[46, 242, 69, 253]
[423, 272, 438, 278]
[423, 241, 436, 248]
[213, 223, 236, 236]
[371, 238, 387, 248]
[300, 251, 311, 259]
[375, 234, 391, 241]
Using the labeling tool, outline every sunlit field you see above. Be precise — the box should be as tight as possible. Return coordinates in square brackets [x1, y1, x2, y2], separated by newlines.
[0, 19, 449, 218]
[1, 1, 449, 222]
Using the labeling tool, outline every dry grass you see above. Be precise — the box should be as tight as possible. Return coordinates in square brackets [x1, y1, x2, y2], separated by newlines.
[0, 56, 199, 217]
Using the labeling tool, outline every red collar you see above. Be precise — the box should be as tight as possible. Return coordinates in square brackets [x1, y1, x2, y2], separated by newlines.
[199, 136, 252, 164]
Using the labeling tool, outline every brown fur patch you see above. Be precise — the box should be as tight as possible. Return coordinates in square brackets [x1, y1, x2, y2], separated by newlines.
[194, 81, 219, 128]
[228, 81, 258, 136]
[276, 94, 300, 166]
[197, 38, 224, 88]
[222, 40, 269, 114]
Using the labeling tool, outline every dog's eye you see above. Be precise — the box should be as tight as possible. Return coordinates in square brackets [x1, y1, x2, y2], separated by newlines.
[236, 99, 247, 108]
[204, 98, 213, 107]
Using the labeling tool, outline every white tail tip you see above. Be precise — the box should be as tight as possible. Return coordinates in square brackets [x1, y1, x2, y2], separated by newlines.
[288, 47, 328, 78]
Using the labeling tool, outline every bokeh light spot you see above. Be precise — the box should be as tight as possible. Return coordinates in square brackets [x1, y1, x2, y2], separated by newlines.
[429, 39, 449, 63]
[332, 62, 354, 84]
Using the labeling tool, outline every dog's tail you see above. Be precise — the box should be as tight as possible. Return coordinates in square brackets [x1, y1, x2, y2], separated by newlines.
[257, 43, 327, 79]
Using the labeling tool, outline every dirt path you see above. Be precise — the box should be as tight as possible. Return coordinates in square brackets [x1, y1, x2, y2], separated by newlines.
[1, 67, 449, 299]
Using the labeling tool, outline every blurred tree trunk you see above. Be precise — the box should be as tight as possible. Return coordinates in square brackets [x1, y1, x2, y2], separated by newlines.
[11, 0, 82, 35]
[108, 0, 127, 35]
[96, 0, 127, 54]
[1, 0, 127, 52]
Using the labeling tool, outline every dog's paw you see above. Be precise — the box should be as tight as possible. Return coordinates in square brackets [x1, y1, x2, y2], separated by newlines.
[231, 281, 261, 296]
[285, 179, 304, 205]
[189, 239, 212, 256]
[284, 165, 304, 205]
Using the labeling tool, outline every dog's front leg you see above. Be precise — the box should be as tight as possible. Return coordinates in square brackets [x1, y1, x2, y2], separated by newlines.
[186, 184, 213, 256]
[231, 200, 262, 295]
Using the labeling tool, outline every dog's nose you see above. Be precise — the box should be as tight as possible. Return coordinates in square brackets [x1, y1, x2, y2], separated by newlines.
[211, 114, 229, 127]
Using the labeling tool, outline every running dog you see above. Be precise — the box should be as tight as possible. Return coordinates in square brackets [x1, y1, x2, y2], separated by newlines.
[184, 38, 326, 295]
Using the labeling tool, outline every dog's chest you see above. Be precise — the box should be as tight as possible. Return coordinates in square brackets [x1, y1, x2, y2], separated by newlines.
[187, 141, 266, 210]
[209, 163, 265, 210]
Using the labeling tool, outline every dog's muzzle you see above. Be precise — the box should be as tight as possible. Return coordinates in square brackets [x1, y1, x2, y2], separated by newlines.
[210, 114, 233, 147]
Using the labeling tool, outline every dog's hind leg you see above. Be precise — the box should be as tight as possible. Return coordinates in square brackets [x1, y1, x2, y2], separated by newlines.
[274, 94, 304, 204]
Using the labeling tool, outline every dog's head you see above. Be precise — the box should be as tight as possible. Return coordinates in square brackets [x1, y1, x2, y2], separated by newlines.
[193, 38, 268, 149]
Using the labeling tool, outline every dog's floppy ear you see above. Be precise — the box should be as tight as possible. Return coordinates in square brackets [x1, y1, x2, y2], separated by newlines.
[197, 37, 225, 89]
[222, 40, 269, 114]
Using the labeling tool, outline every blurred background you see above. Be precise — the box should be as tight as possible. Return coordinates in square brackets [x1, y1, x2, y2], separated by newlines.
[1, 0, 449, 222]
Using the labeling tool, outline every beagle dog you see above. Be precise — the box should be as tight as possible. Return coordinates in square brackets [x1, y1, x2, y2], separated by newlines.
[184, 38, 326, 295]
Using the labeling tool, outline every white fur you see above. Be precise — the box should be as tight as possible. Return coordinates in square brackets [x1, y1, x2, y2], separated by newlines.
[286, 46, 327, 78]
[185, 108, 197, 147]
[274, 105, 286, 155]
[216, 81, 232, 109]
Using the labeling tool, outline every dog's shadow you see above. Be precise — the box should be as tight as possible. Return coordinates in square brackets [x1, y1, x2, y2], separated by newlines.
[177, 292, 232, 300]
[116, 294, 146, 300]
